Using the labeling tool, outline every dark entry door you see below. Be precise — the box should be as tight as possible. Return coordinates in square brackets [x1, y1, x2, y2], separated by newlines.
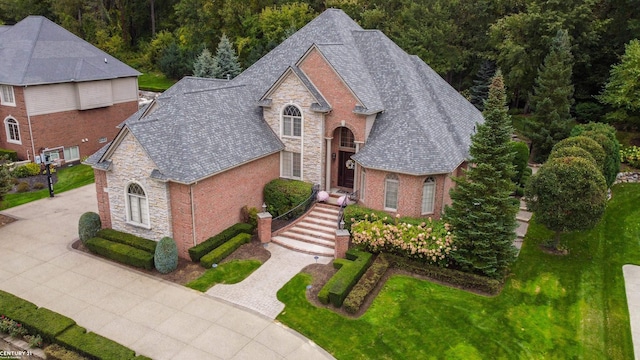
[338, 151, 355, 188]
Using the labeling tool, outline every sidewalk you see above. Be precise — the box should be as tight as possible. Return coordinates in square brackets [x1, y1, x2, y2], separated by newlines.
[0, 185, 334, 360]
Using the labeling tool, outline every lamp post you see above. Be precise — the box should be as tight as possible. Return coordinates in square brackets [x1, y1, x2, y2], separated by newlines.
[43, 154, 54, 198]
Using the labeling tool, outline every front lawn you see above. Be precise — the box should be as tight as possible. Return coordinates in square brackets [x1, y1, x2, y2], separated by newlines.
[277, 184, 639, 359]
[1, 164, 94, 210]
[186, 260, 262, 292]
[138, 72, 176, 92]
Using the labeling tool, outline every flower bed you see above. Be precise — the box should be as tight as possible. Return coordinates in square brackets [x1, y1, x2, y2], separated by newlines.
[351, 213, 455, 266]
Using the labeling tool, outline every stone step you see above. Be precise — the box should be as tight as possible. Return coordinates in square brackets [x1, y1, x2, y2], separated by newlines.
[314, 205, 340, 216]
[288, 226, 335, 241]
[516, 220, 528, 238]
[272, 236, 335, 257]
[279, 230, 335, 247]
[517, 210, 532, 223]
[302, 215, 338, 228]
[296, 220, 337, 233]
[308, 210, 340, 221]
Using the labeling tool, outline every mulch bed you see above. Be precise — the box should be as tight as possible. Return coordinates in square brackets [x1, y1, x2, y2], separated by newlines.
[10, 174, 58, 193]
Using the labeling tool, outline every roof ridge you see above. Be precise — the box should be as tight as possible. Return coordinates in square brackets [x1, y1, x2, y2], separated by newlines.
[184, 83, 245, 95]
[18, 16, 44, 84]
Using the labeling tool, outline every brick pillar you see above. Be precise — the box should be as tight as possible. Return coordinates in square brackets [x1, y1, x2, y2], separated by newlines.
[257, 212, 272, 243]
[335, 229, 350, 259]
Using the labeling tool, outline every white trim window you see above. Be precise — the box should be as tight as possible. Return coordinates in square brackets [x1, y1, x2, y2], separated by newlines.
[4, 117, 21, 144]
[282, 105, 302, 137]
[64, 146, 80, 161]
[0, 85, 15, 106]
[126, 182, 150, 227]
[360, 170, 366, 201]
[421, 177, 436, 214]
[281, 151, 301, 179]
[384, 174, 399, 211]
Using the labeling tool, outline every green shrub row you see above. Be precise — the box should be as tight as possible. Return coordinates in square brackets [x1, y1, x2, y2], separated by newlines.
[0, 290, 146, 359]
[44, 344, 89, 360]
[85, 237, 154, 270]
[96, 229, 157, 253]
[385, 254, 501, 295]
[318, 249, 373, 307]
[0, 148, 18, 161]
[188, 223, 254, 262]
[200, 233, 252, 268]
[343, 254, 390, 314]
[263, 178, 313, 217]
[12, 163, 41, 178]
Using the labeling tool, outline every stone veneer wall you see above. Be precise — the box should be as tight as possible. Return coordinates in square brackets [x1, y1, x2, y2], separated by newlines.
[105, 132, 171, 241]
[263, 72, 324, 186]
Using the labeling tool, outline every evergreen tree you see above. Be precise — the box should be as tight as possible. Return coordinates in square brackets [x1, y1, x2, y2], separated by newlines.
[213, 34, 242, 80]
[193, 48, 217, 78]
[527, 29, 575, 163]
[599, 39, 640, 128]
[159, 42, 191, 79]
[469, 60, 496, 111]
[444, 71, 518, 279]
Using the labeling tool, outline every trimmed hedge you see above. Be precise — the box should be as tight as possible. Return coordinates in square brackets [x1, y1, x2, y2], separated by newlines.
[200, 233, 252, 268]
[385, 254, 501, 295]
[56, 325, 136, 360]
[44, 344, 89, 360]
[0, 148, 18, 161]
[79, 212, 101, 244]
[85, 237, 154, 270]
[343, 254, 390, 314]
[188, 223, 254, 262]
[96, 229, 157, 253]
[263, 178, 313, 217]
[318, 249, 373, 307]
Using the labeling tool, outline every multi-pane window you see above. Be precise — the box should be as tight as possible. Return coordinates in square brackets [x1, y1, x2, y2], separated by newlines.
[281, 151, 301, 179]
[421, 177, 436, 214]
[5, 118, 20, 143]
[0, 85, 15, 106]
[127, 183, 149, 226]
[282, 105, 302, 137]
[340, 127, 355, 149]
[64, 146, 80, 161]
[384, 174, 399, 211]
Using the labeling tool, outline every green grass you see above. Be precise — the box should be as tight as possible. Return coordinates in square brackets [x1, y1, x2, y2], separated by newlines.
[277, 184, 640, 359]
[1, 164, 94, 210]
[186, 260, 262, 292]
[138, 72, 176, 92]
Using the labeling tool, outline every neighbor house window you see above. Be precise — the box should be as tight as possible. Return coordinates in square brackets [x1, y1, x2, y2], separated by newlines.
[64, 146, 80, 161]
[282, 105, 302, 137]
[127, 182, 149, 227]
[384, 174, 399, 211]
[421, 177, 436, 214]
[4, 117, 20, 144]
[1, 85, 15, 106]
[281, 151, 301, 179]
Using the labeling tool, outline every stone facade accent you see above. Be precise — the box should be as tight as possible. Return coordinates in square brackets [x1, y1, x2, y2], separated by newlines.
[105, 132, 172, 241]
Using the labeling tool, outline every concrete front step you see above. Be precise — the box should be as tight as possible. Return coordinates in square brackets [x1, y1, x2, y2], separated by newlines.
[272, 235, 335, 256]
[516, 220, 528, 239]
[296, 220, 338, 233]
[288, 226, 335, 241]
[303, 215, 338, 227]
[279, 230, 335, 247]
[314, 204, 340, 214]
[308, 210, 340, 221]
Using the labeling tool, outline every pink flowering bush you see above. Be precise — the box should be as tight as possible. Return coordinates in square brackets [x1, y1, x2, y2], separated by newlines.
[351, 213, 455, 267]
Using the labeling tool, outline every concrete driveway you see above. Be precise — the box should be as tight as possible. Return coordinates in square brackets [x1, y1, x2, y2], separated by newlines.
[0, 185, 334, 360]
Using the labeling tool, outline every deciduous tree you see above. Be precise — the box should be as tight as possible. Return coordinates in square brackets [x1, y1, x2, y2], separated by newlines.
[599, 39, 640, 129]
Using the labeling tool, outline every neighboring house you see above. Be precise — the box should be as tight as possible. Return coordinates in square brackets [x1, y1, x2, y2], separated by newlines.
[85, 9, 483, 258]
[0, 16, 140, 163]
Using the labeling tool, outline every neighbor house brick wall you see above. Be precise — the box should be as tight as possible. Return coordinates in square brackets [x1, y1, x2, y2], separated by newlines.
[169, 153, 280, 258]
[106, 132, 172, 241]
[94, 169, 112, 229]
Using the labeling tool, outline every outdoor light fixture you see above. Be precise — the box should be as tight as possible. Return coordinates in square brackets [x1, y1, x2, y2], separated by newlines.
[314, 256, 319, 263]
[212, 263, 218, 269]
[340, 219, 345, 230]
[262, 202, 267, 213]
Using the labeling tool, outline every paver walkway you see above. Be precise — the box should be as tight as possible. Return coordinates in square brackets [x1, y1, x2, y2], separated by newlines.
[0, 185, 334, 360]
[208, 244, 332, 319]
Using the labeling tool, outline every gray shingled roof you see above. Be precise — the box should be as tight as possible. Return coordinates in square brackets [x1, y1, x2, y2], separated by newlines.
[92, 9, 481, 183]
[0, 16, 139, 85]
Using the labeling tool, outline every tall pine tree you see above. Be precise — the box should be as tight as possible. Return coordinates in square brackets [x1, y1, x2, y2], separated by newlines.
[213, 34, 242, 80]
[469, 60, 496, 111]
[193, 48, 217, 78]
[444, 71, 518, 279]
[527, 29, 575, 163]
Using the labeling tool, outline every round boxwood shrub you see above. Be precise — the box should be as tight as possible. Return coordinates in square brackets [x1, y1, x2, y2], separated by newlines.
[551, 136, 605, 174]
[154, 236, 178, 274]
[548, 145, 596, 165]
[263, 179, 313, 218]
[78, 212, 101, 244]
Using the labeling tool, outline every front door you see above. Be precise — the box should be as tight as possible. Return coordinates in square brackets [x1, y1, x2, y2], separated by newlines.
[338, 151, 355, 188]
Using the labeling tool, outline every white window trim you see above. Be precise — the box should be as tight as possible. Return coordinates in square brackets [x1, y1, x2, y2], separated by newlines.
[64, 146, 80, 161]
[421, 177, 436, 215]
[4, 116, 21, 144]
[360, 171, 366, 201]
[280, 151, 302, 180]
[384, 178, 399, 211]
[125, 181, 151, 229]
[281, 104, 302, 138]
[1, 85, 15, 107]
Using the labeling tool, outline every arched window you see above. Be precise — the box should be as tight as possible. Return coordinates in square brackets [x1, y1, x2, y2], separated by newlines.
[127, 183, 149, 226]
[421, 177, 436, 214]
[282, 105, 302, 137]
[4, 117, 20, 144]
[384, 173, 399, 211]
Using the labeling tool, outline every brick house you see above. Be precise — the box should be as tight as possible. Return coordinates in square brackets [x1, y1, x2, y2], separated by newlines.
[85, 9, 482, 258]
[0, 16, 139, 163]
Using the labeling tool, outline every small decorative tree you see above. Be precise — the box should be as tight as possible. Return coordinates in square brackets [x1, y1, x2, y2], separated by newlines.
[570, 122, 620, 187]
[551, 136, 606, 174]
[213, 34, 242, 79]
[154, 236, 178, 274]
[193, 48, 217, 78]
[525, 156, 607, 250]
[78, 212, 101, 244]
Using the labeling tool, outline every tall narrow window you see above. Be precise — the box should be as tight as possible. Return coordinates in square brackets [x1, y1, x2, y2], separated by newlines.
[4, 117, 20, 144]
[384, 174, 399, 211]
[282, 105, 302, 137]
[340, 127, 355, 149]
[360, 170, 366, 201]
[127, 183, 149, 226]
[421, 177, 436, 214]
[0, 85, 15, 106]
[281, 151, 301, 179]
